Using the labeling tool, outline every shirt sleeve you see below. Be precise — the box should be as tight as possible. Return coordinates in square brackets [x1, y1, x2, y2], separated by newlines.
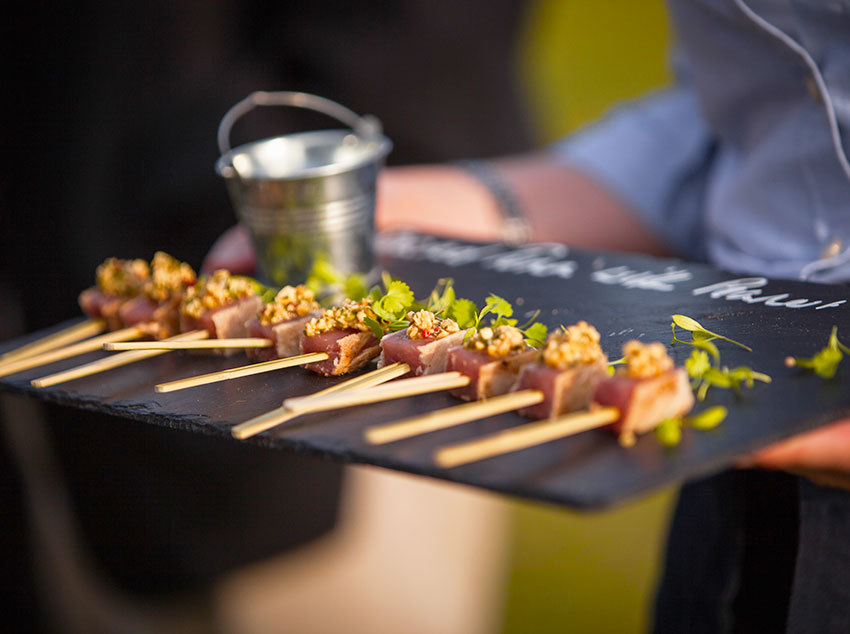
[549, 86, 716, 261]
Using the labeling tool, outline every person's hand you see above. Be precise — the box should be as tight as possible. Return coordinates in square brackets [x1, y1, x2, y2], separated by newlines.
[375, 165, 506, 242]
[202, 224, 255, 275]
[739, 419, 850, 491]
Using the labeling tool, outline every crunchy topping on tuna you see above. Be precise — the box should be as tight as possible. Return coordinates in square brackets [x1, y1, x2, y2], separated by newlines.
[464, 324, 525, 358]
[96, 257, 150, 296]
[145, 252, 196, 302]
[620, 340, 674, 379]
[304, 298, 377, 337]
[180, 270, 258, 320]
[405, 310, 460, 340]
[259, 285, 319, 326]
[542, 321, 605, 370]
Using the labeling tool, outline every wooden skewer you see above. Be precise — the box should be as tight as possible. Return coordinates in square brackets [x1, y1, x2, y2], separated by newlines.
[433, 406, 621, 468]
[104, 338, 273, 351]
[282, 371, 471, 415]
[0, 325, 148, 379]
[154, 352, 330, 393]
[231, 362, 412, 439]
[365, 389, 545, 445]
[0, 319, 107, 365]
[30, 330, 209, 388]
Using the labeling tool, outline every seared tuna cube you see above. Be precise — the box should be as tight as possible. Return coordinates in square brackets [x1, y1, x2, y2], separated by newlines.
[446, 346, 538, 401]
[594, 368, 694, 446]
[301, 328, 381, 376]
[78, 288, 125, 330]
[378, 328, 467, 377]
[180, 295, 264, 355]
[245, 312, 319, 362]
[514, 359, 609, 419]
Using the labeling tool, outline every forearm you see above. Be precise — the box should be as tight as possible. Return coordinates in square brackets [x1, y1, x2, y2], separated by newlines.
[375, 154, 669, 256]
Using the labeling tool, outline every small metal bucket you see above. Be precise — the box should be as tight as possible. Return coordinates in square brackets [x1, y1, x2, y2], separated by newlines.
[215, 91, 392, 286]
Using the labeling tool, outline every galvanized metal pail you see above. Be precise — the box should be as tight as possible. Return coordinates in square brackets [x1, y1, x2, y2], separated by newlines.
[215, 91, 392, 286]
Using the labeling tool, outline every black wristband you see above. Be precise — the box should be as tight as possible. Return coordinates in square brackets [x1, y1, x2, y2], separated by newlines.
[454, 159, 531, 245]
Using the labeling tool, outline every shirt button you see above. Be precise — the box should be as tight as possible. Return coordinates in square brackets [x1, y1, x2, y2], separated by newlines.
[806, 75, 822, 103]
[821, 238, 843, 259]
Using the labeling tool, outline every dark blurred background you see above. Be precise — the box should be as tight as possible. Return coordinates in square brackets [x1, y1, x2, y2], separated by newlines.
[2, 0, 534, 332]
[1, 2, 534, 632]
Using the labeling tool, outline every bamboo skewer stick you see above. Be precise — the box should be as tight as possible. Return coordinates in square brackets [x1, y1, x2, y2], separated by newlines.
[30, 330, 209, 388]
[365, 389, 545, 445]
[0, 325, 148, 379]
[154, 352, 330, 393]
[231, 362, 412, 440]
[282, 372, 471, 416]
[104, 338, 274, 351]
[0, 319, 107, 365]
[433, 406, 621, 468]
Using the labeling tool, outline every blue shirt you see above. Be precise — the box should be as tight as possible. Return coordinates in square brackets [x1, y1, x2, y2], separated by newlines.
[552, 0, 850, 283]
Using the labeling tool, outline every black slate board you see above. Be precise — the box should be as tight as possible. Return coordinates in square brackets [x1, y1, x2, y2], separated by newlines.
[2, 232, 849, 509]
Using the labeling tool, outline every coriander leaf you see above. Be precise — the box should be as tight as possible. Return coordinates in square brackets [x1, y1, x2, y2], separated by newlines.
[523, 322, 548, 347]
[367, 285, 384, 303]
[372, 280, 415, 322]
[485, 294, 513, 322]
[363, 316, 385, 339]
[447, 298, 478, 329]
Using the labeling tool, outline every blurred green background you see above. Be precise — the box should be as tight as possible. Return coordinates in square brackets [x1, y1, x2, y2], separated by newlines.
[501, 2, 675, 632]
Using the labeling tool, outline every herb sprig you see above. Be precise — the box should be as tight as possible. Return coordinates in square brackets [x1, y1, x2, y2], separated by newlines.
[671, 313, 770, 401]
[305, 257, 368, 304]
[458, 294, 547, 347]
[671, 314, 751, 352]
[785, 326, 850, 379]
[362, 272, 416, 338]
[654, 406, 729, 447]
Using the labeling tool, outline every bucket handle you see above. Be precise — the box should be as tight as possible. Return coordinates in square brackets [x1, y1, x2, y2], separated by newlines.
[217, 91, 382, 157]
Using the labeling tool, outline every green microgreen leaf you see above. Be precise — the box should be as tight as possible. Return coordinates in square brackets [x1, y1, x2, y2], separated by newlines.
[671, 313, 752, 352]
[685, 349, 711, 382]
[785, 326, 849, 379]
[654, 418, 683, 447]
[685, 406, 728, 430]
[671, 314, 703, 332]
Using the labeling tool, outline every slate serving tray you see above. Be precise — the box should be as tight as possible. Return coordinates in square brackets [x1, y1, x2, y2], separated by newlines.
[2, 233, 849, 509]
